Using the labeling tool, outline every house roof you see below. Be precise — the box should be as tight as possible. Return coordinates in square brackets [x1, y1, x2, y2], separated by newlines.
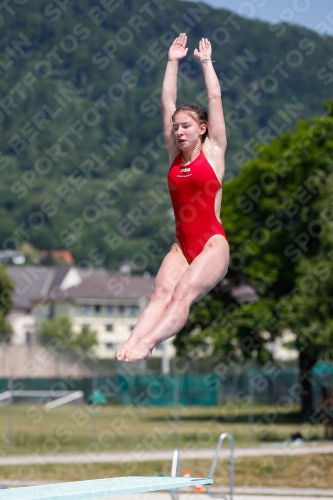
[41, 250, 75, 264]
[7, 266, 56, 311]
[51, 273, 155, 302]
[47, 267, 70, 291]
[6, 266, 108, 311]
[7, 265, 255, 310]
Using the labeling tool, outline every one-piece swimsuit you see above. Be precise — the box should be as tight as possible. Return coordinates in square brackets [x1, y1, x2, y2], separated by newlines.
[167, 150, 227, 264]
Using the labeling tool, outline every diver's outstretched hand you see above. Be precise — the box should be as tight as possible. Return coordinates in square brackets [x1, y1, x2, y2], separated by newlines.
[168, 33, 188, 61]
[194, 37, 212, 62]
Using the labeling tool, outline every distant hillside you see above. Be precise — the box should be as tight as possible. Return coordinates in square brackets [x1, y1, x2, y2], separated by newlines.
[1, 0, 333, 272]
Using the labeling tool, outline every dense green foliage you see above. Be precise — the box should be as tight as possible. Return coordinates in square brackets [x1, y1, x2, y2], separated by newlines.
[39, 314, 98, 353]
[0, 264, 14, 338]
[2, 0, 333, 271]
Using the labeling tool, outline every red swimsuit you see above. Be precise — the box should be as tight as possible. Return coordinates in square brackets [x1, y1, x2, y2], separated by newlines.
[167, 151, 227, 264]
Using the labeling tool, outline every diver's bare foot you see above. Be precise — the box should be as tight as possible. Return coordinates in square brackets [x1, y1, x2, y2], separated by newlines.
[115, 340, 136, 361]
[123, 341, 153, 362]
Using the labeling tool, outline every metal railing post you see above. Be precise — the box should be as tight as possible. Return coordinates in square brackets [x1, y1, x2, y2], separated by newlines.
[170, 448, 180, 500]
[207, 432, 234, 500]
[7, 377, 13, 445]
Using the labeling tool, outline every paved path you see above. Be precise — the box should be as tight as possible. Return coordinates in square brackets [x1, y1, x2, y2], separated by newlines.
[127, 493, 333, 500]
[125, 492, 333, 500]
[1, 487, 332, 499]
[0, 444, 332, 466]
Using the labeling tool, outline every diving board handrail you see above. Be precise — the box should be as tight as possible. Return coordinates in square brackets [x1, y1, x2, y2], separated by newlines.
[170, 448, 180, 500]
[207, 432, 234, 500]
[171, 448, 180, 478]
[0, 476, 213, 499]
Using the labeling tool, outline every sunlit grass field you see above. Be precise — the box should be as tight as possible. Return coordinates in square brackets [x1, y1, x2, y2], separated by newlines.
[0, 403, 325, 456]
[0, 403, 331, 488]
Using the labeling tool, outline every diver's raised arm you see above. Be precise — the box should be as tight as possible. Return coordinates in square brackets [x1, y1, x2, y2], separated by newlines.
[194, 38, 227, 153]
[162, 33, 188, 161]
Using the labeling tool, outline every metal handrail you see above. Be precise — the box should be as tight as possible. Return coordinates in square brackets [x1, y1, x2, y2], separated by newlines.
[170, 448, 180, 500]
[169, 433, 234, 500]
[206, 432, 234, 500]
[171, 448, 180, 478]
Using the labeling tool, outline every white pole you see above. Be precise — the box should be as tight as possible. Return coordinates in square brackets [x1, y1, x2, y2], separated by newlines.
[91, 373, 97, 443]
[161, 341, 170, 375]
[7, 377, 13, 445]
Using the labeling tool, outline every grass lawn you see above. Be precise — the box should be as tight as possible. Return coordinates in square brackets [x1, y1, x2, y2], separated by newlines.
[0, 403, 325, 456]
[0, 455, 332, 489]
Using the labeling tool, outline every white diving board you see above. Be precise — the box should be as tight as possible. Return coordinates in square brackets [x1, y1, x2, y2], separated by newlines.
[0, 476, 213, 500]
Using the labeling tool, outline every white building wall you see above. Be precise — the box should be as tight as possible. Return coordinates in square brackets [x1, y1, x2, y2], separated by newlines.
[8, 313, 35, 345]
[73, 315, 132, 358]
[31, 299, 176, 360]
[71, 304, 176, 360]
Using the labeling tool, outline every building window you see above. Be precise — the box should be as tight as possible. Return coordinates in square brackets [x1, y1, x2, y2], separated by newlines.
[106, 324, 113, 332]
[82, 305, 89, 314]
[106, 305, 113, 313]
[130, 305, 138, 315]
[119, 305, 125, 314]
[105, 342, 114, 349]
[48, 304, 54, 318]
[95, 305, 101, 313]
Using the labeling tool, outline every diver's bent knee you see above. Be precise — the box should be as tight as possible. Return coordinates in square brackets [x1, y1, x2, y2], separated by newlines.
[150, 283, 173, 303]
[171, 283, 194, 304]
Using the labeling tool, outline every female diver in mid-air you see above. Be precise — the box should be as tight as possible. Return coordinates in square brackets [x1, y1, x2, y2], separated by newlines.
[116, 33, 229, 362]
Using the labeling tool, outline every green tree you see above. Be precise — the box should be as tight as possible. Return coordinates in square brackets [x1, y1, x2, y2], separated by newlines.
[276, 168, 333, 416]
[175, 99, 333, 418]
[0, 264, 15, 341]
[276, 257, 333, 418]
[1, 1, 333, 271]
[39, 315, 98, 354]
[79, 324, 99, 355]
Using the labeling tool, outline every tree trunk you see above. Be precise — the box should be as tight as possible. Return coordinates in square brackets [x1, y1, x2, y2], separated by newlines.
[299, 351, 317, 420]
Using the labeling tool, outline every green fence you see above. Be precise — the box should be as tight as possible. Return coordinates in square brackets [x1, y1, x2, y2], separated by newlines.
[1, 366, 332, 407]
[0, 375, 219, 406]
